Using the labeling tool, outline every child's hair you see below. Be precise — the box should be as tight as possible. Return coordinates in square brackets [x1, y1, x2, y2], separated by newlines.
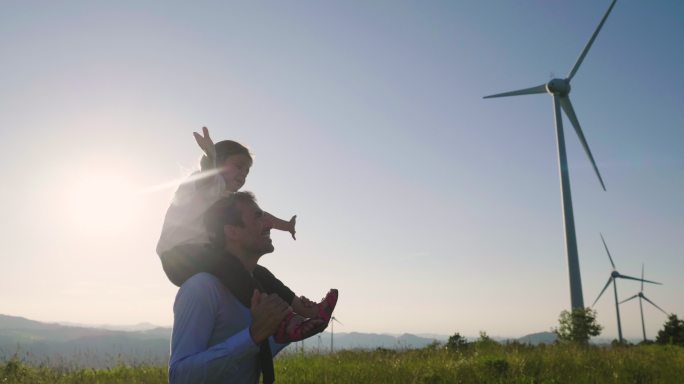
[204, 191, 257, 249]
[200, 140, 253, 171]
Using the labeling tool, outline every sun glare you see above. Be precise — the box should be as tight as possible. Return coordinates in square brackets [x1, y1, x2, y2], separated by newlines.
[63, 172, 141, 236]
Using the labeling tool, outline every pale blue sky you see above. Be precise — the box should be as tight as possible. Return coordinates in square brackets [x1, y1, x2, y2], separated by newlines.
[1, 1, 682, 340]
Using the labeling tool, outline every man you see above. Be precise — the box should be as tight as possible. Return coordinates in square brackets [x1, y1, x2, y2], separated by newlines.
[169, 192, 315, 383]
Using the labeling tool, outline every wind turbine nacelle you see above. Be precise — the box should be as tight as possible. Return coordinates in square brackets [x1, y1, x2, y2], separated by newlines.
[546, 79, 571, 95]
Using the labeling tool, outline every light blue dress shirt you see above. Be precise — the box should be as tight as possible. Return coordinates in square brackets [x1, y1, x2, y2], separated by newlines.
[169, 273, 288, 384]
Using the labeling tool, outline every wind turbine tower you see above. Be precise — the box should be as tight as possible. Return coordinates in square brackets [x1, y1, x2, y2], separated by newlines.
[592, 234, 661, 343]
[620, 264, 668, 342]
[484, 0, 619, 310]
[330, 316, 342, 353]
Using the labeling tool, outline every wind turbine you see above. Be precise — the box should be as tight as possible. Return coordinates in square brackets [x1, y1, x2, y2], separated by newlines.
[619, 264, 668, 342]
[483, 0, 618, 310]
[592, 234, 661, 343]
[330, 316, 342, 353]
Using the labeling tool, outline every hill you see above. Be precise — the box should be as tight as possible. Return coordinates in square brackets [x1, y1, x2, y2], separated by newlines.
[1, 314, 447, 367]
[0, 314, 171, 368]
[7, 314, 624, 368]
[516, 331, 558, 345]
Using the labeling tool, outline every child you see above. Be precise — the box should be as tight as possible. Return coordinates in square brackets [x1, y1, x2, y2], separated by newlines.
[157, 127, 337, 342]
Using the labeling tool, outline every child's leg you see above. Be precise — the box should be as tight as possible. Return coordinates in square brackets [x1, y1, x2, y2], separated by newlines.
[253, 265, 338, 320]
[252, 265, 296, 304]
[160, 244, 211, 287]
[162, 244, 337, 321]
[160, 244, 258, 307]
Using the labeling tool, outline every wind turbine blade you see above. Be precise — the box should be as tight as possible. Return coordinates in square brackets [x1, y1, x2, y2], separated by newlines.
[483, 84, 547, 99]
[567, 0, 618, 81]
[616, 273, 662, 285]
[642, 295, 668, 315]
[592, 277, 613, 307]
[332, 317, 343, 325]
[600, 233, 616, 269]
[618, 294, 639, 304]
[641, 264, 645, 292]
[560, 96, 606, 190]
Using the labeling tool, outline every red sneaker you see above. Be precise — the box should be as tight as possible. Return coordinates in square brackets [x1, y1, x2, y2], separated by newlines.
[299, 289, 338, 322]
[274, 313, 327, 343]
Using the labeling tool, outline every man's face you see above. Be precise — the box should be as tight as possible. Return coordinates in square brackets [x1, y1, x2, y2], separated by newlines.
[230, 199, 274, 256]
[219, 154, 252, 192]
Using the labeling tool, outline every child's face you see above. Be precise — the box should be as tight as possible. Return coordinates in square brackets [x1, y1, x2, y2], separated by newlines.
[219, 154, 252, 192]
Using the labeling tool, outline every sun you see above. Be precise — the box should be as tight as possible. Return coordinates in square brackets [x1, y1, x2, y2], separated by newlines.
[63, 171, 142, 236]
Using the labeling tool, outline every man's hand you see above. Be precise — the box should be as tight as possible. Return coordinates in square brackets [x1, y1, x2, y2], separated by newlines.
[249, 290, 292, 344]
[193, 126, 216, 160]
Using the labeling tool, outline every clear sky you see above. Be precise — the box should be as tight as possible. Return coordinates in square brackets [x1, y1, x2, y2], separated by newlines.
[1, 1, 682, 340]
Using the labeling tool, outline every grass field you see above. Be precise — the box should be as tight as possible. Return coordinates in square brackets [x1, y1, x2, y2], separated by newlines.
[2, 342, 683, 383]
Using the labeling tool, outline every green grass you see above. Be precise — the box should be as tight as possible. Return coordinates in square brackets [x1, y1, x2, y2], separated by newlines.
[2, 343, 684, 383]
[276, 343, 684, 383]
[0, 360, 166, 384]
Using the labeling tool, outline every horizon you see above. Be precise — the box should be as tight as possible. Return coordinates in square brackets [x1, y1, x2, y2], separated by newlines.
[1, 0, 682, 341]
[3, 312, 664, 347]
[0, 312, 628, 342]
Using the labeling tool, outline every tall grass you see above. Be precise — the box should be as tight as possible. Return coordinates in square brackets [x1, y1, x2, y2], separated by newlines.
[0, 359, 166, 384]
[2, 343, 683, 383]
[276, 343, 684, 383]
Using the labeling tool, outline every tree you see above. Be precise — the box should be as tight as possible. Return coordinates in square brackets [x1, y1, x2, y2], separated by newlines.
[656, 314, 684, 346]
[476, 331, 496, 345]
[473, 331, 499, 348]
[553, 307, 602, 344]
[446, 332, 468, 351]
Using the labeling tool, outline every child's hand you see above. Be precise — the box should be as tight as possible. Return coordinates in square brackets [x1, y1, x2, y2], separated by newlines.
[289, 215, 297, 240]
[193, 126, 216, 160]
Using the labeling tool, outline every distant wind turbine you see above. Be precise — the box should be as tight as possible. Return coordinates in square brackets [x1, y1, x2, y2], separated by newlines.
[619, 263, 668, 342]
[483, 0, 619, 310]
[592, 234, 661, 343]
[330, 316, 342, 353]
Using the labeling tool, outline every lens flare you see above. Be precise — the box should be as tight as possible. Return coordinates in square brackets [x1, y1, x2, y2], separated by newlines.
[63, 174, 140, 235]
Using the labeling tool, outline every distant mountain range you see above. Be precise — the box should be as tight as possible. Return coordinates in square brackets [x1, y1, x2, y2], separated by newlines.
[56, 321, 161, 332]
[2, 314, 622, 368]
[294, 331, 446, 353]
[0, 314, 171, 368]
[516, 331, 558, 345]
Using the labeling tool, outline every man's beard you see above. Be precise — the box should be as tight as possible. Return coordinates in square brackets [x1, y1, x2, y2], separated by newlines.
[247, 241, 274, 257]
